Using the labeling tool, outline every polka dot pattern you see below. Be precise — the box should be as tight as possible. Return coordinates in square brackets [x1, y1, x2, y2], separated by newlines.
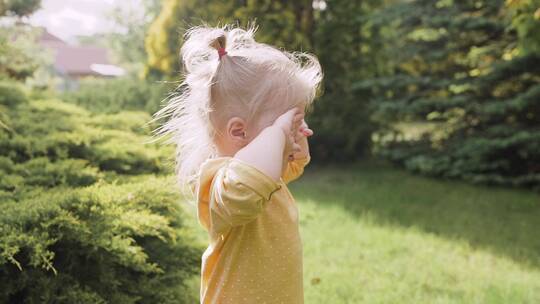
[196, 156, 310, 303]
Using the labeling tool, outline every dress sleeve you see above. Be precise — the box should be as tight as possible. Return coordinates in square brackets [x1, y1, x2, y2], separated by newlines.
[211, 158, 282, 227]
[282, 154, 311, 184]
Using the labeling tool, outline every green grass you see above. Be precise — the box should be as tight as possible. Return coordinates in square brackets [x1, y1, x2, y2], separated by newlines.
[180, 160, 540, 303]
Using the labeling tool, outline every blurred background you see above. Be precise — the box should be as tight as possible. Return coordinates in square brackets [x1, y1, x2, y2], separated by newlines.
[1, 0, 539, 303]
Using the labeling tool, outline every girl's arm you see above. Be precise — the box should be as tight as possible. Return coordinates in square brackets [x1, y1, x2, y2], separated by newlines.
[234, 107, 304, 182]
[210, 109, 303, 227]
[234, 125, 286, 181]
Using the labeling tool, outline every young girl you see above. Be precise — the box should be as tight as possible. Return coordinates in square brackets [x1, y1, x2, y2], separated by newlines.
[152, 23, 323, 304]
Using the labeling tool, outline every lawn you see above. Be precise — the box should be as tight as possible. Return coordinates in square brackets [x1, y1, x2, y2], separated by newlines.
[180, 159, 540, 303]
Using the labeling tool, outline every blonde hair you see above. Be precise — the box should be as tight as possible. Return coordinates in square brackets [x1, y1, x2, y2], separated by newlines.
[149, 22, 323, 201]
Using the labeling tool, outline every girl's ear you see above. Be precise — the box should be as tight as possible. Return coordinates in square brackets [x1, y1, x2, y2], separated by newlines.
[227, 117, 248, 144]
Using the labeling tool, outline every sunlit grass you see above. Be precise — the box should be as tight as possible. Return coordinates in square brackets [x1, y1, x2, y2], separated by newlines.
[180, 159, 540, 303]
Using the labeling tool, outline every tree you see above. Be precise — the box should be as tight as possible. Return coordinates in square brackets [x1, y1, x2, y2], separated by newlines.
[0, 0, 40, 17]
[105, 0, 162, 76]
[309, 0, 389, 161]
[233, 0, 315, 51]
[361, 0, 540, 188]
[144, 0, 315, 78]
[0, 0, 45, 81]
[0, 25, 49, 81]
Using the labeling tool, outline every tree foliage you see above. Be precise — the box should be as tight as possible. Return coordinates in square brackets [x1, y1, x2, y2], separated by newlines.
[0, 25, 49, 81]
[360, 0, 540, 189]
[99, 0, 162, 76]
[144, 0, 315, 78]
[309, 0, 390, 160]
[0, 0, 40, 17]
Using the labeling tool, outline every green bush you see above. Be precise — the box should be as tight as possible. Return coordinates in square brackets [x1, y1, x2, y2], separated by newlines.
[0, 176, 202, 303]
[0, 81, 27, 107]
[0, 97, 201, 303]
[62, 77, 171, 115]
[0, 99, 172, 174]
[0, 156, 101, 191]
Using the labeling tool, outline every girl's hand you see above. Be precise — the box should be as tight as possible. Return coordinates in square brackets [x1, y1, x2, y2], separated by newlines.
[272, 107, 304, 160]
[289, 119, 313, 161]
[296, 119, 313, 140]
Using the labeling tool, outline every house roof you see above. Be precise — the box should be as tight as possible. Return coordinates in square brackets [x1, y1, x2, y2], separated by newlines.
[39, 30, 64, 45]
[38, 29, 124, 77]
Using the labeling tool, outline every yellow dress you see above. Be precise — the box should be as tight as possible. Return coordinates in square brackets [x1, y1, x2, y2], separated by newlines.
[195, 155, 311, 304]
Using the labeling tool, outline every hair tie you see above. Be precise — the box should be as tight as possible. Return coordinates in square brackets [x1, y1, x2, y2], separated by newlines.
[218, 47, 227, 60]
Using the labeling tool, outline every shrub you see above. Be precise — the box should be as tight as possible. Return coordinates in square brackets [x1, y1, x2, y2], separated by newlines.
[0, 176, 202, 303]
[0, 97, 200, 303]
[0, 81, 27, 107]
[62, 77, 172, 115]
[0, 99, 173, 174]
